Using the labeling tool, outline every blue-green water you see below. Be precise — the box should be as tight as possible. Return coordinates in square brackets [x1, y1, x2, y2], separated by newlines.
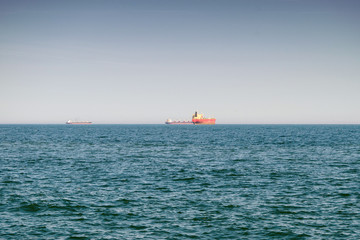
[0, 124, 359, 239]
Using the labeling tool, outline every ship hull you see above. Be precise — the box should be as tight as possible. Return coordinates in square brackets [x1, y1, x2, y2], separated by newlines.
[66, 120, 92, 124]
[165, 121, 193, 125]
[192, 119, 216, 125]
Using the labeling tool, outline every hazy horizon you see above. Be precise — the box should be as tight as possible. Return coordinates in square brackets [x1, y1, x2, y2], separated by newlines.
[1, 0, 359, 124]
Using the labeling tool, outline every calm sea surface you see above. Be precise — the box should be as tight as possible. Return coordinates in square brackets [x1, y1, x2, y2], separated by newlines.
[0, 124, 359, 239]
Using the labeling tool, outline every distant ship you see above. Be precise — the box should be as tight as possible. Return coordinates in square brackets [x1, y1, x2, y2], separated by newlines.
[165, 111, 216, 125]
[165, 119, 193, 125]
[192, 111, 216, 125]
[66, 120, 92, 125]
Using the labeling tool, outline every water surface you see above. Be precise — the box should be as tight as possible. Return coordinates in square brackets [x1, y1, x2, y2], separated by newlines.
[1, 124, 359, 239]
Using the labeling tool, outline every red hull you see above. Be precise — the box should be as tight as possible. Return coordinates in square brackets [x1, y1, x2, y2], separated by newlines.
[192, 118, 216, 125]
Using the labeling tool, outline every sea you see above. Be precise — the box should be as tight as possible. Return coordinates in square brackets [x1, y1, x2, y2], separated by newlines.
[0, 124, 359, 239]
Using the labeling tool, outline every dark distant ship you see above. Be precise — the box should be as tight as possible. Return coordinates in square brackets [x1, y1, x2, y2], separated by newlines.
[66, 120, 92, 125]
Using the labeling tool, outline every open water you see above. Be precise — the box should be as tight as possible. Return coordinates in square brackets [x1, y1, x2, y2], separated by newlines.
[0, 124, 359, 239]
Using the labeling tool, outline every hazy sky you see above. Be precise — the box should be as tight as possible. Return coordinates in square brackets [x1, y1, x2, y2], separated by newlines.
[1, 0, 359, 124]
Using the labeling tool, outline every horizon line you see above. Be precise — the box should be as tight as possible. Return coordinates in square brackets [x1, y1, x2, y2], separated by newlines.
[0, 123, 359, 125]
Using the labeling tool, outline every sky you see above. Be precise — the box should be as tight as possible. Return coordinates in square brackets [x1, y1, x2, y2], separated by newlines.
[0, 0, 359, 124]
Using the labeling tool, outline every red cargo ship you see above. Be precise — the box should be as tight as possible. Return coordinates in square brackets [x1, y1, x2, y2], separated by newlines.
[192, 111, 216, 125]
